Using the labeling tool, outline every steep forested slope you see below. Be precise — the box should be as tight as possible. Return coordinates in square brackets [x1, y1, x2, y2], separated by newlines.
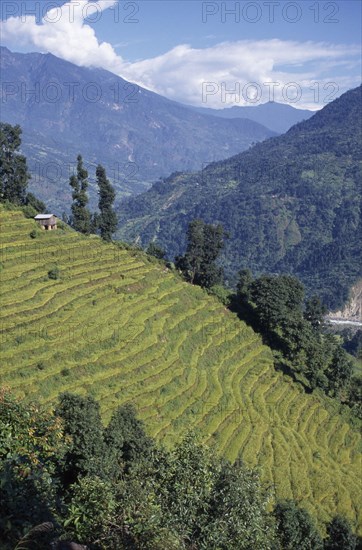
[118, 86, 362, 309]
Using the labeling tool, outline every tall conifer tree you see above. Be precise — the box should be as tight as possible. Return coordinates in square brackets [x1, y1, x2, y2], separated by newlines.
[96, 164, 117, 241]
[0, 123, 30, 205]
[69, 155, 91, 234]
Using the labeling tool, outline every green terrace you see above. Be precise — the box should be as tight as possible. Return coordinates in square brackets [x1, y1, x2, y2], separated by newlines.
[0, 206, 361, 534]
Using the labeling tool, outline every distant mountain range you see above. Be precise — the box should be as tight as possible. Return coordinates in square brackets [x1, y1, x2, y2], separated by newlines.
[0, 47, 276, 214]
[117, 86, 362, 309]
[191, 101, 314, 133]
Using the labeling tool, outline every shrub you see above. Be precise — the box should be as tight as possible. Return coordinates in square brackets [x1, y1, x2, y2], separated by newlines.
[146, 242, 166, 260]
[208, 284, 232, 306]
[48, 267, 60, 280]
[22, 205, 38, 218]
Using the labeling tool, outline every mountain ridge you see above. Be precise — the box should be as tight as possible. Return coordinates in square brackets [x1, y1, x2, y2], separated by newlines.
[190, 100, 314, 133]
[0, 46, 275, 213]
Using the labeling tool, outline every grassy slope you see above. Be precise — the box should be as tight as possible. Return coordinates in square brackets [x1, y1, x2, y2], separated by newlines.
[1, 206, 361, 533]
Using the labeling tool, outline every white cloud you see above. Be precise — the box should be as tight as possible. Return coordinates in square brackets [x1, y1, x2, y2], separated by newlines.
[1, 1, 360, 110]
[1, 0, 124, 72]
[120, 40, 361, 110]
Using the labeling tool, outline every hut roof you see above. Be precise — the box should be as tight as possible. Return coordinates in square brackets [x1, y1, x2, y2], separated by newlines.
[34, 214, 56, 220]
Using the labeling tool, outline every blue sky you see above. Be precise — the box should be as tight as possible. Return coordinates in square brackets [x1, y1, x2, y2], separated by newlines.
[1, 1, 361, 109]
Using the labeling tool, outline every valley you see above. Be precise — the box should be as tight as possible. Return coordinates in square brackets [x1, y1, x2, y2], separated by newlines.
[1, 6, 361, 544]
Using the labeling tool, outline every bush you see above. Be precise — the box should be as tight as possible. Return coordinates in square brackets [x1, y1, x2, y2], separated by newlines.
[22, 205, 38, 218]
[208, 284, 232, 306]
[146, 242, 166, 260]
[274, 500, 323, 549]
[29, 229, 37, 239]
[324, 515, 357, 549]
[48, 267, 60, 280]
[25, 192, 46, 213]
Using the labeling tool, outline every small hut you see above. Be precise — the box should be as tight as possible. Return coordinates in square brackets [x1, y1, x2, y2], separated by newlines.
[34, 214, 58, 230]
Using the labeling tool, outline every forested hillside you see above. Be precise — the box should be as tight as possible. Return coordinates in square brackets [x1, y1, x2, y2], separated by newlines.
[0, 205, 361, 537]
[117, 86, 362, 309]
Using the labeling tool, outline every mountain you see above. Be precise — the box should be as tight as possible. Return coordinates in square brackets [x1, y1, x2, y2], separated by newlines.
[117, 86, 362, 310]
[1, 205, 361, 533]
[191, 101, 314, 133]
[0, 47, 275, 214]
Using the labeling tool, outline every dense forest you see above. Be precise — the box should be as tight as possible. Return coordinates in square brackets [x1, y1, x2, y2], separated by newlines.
[117, 86, 362, 310]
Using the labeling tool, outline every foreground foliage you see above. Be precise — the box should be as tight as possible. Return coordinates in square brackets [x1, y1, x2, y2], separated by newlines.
[0, 391, 275, 549]
[1, 391, 359, 550]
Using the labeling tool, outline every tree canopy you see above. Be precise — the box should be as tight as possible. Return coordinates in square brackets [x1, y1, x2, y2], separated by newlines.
[96, 164, 118, 241]
[175, 219, 226, 288]
[69, 155, 91, 234]
[1, 390, 360, 549]
[234, 272, 356, 402]
[0, 122, 30, 205]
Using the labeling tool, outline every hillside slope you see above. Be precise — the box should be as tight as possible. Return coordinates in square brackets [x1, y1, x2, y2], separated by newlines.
[329, 280, 362, 322]
[0, 47, 274, 213]
[0, 206, 361, 533]
[118, 85, 362, 309]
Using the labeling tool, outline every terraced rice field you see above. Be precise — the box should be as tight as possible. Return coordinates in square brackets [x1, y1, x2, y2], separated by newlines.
[1, 206, 361, 533]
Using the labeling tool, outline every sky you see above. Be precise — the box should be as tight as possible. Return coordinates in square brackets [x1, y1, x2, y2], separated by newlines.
[1, 0, 361, 110]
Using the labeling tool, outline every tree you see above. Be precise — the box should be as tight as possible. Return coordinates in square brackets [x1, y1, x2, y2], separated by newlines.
[160, 432, 216, 543]
[175, 219, 225, 288]
[324, 515, 356, 549]
[233, 272, 360, 401]
[104, 403, 154, 475]
[0, 389, 68, 549]
[347, 375, 362, 419]
[69, 155, 91, 234]
[0, 122, 30, 205]
[343, 329, 362, 359]
[175, 219, 204, 284]
[325, 347, 354, 398]
[25, 192, 46, 213]
[96, 164, 117, 241]
[237, 268, 253, 303]
[249, 275, 305, 332]
[304, 295, 327, 330]
[274, 500, 323, 549]
[202, 459, 276, 549]
[147, 241, 166, 259]
[61, 476, 116, 546]
[54, 393, 105, 485]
